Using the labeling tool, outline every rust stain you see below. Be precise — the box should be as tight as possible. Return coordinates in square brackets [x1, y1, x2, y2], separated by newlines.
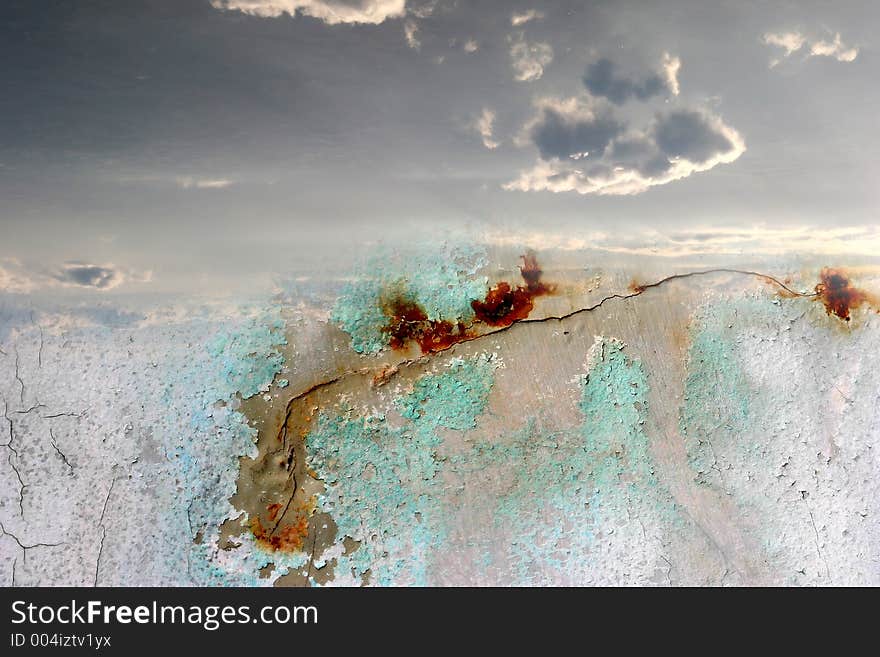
[251, 504, 312, 553]
[370, 363, 400, 387]
[382, 296, 470, 353]
[266, 503, 283, 522]
[628, 279, 647, 294]
[814, 267, 875, 321]
[379, 251, 556, 353]
[471, 251, 556, 327]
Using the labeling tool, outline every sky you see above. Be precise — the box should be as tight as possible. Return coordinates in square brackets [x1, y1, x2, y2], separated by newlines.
[1, 0, 878, 294]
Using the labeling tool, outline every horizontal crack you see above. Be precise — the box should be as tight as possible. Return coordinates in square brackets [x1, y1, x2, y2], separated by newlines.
[0, 521, 63, 551]
[279, 267, 814, 413]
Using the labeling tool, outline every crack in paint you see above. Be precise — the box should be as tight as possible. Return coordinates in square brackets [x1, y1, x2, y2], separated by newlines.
[281, 267, 819, 414]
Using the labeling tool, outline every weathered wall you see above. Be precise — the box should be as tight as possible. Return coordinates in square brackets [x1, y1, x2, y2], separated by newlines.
[1, 246, 878, 586]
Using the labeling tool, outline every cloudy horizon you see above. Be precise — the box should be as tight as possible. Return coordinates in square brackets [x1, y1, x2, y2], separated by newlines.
[1, 0, 877, 294]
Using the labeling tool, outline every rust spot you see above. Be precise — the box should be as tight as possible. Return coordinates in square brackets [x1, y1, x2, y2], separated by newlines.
[381, 296, 470, 353]
[519, 250, 544, 291]
[251, 512, 310, 553]
[471, 282, 536, 326]
[471, 251, 556, 328]
[814, 267, 874, 321]
[266, 503, 283, 522]
[628, 279, 647, 294]
[378, 251, 556, 353]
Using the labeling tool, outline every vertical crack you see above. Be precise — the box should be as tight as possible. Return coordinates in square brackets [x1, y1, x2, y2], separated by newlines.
[49, 428, 74, 474]
[31, 311, 44, 369]
[13, 348, 25, 405]
[2, 396, 26, 518]
[802, 492, 831, 582]
[94, 477, 118, 587]
[8, 451, 25, 517]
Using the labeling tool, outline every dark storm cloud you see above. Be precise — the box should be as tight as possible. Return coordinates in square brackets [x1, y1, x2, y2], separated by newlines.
[654, 110, 735, 162]
[52, 262, 124, 289]
[510, 97, 744, 195]
[582, 58, 671, 105]
[531, 108, 624, 160]
[605, 134, 672, 177]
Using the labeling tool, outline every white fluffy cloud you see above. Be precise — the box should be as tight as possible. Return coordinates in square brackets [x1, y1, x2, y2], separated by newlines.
[763, 31, 806, 57]
[504, 96, 745, 196]
[809, 33, 859, 62]
[510, 9, 544, 26]
[473, 108, 499, 150]
[661, 52, 681, 96]
[404, 19, 420, 49]
[209, 0, 406, 25]
[508, 33, 553, 82]
[462, 39, 479, 53]
[764, 30, 858, 66]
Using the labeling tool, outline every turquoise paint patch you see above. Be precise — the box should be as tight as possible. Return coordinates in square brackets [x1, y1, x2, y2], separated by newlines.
[306, 354, 497, 585]
[330, 244, 489, 354]
[397, 356, 495, 432]
[504, 339, 667, 582]
[452, 338, 677, 584]
[205, 313, 286, 401]
[680, 299, 754, 486]
[161, 306, 294, 586]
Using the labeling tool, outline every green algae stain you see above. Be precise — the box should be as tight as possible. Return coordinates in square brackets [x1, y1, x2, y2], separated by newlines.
[305, 354, 497, 585]
[330, 244, 489, 354]
[680, 300, 754, 486]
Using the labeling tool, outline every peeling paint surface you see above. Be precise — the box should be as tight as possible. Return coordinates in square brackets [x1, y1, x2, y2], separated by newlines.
[1, 247, 879, 586]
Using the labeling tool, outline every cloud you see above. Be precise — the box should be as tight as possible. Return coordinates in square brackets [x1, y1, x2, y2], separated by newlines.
[483, 225, 880, 258]
[473, 108, 499, 150]
[404, 19, 420, 49]
[209, 0, 406, 25]
[809, 33, 859, 62]
[582, 53, 680, 104]
[0, 259, 37, 294]
[508, 33, 553, 82]
[763, 31, 806, 57]
[52, 262, 130, 290]
[661, 52, 681, 96]
[0, 259, 152, 292]
[175, 177, 234, 189]
[510, 9, 544, 26]
[505, 98, 745, 195]
[764, 30, 858, 65]
[407, 0, 435, 19]
[462, 39, 479, 53]
[529, 100, 623, 160]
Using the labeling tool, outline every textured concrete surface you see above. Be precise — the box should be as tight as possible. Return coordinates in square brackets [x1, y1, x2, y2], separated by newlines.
[1, 246, 878, 586]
